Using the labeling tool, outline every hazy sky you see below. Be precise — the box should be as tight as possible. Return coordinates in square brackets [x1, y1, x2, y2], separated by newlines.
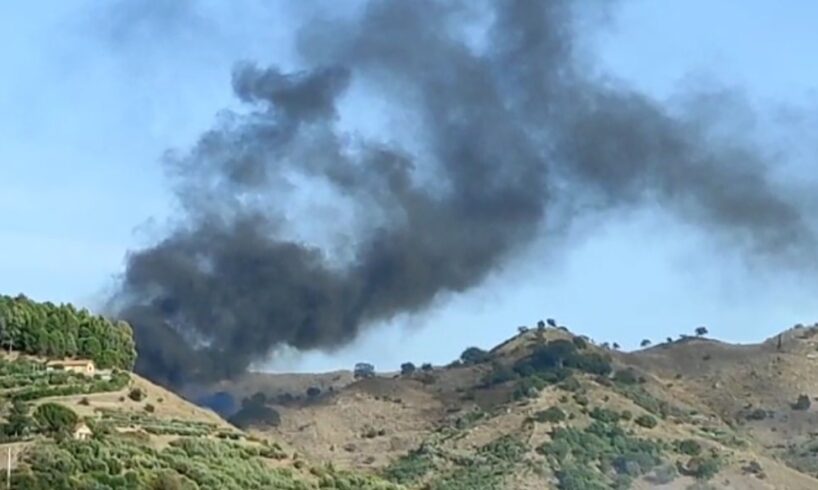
[3, 1, 818, 373]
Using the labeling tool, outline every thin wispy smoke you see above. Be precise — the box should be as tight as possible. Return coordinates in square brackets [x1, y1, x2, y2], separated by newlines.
[110, 0, 816, 387]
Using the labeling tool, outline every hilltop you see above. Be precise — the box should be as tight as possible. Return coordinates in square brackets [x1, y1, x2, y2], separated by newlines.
[221, 322, 818, 489]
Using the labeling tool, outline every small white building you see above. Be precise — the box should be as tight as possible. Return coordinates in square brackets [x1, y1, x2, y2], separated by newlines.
[46, 359, 96, 377]
[73, 423, 93, 441]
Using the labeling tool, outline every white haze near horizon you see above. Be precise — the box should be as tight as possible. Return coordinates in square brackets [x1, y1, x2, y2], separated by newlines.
[2, 0, 818, 374]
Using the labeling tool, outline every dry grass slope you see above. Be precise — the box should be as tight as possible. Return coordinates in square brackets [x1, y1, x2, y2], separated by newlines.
[229, 325, 818, 489]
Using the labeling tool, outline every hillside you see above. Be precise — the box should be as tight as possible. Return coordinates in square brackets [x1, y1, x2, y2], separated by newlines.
[0, 296, 399, 490]
[9, 293, 818, 488]
[224, 323, 818, 489]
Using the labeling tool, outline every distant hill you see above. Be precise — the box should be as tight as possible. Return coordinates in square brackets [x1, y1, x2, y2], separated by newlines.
[223, 323, 818, 489]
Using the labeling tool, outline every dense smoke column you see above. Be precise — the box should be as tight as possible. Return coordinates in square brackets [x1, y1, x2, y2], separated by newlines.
[112, 0, 815, 387]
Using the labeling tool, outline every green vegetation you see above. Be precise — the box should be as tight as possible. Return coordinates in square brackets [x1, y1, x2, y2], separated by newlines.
[0, 294, 136, 370]
[514, 339, 612, 378]
[634, 414, 658, 429]
[589, 407, 621, 423]
[559, 376, 582, 392]
[479, 338, 614, 401]
[612, 369, 641, 385]
[383, 434, 527, 489]
[429, 436, 526, 490]
[674, 439, 702, 456]
[530, 406, 566, 423]
[95, 409, 235, 439]
[793, 394, 811, 411]
[538, 419, 665, 489]
[229, 392, 281, 429]
[453, 409, 486, 430]
[482, 362, 516, 387]
[0, 356, 130, 442]
[782, 437, 818, 478]
[382, 447, 435, 485]
[13, 436, 399, 490]
[33, 403, 78, 438]
[611, 380, 686, 421]
[460, 347, 491, 365]
[0, 358, 130, 402]
[679, 454, 721, 481]
[3, 400, 32, 440]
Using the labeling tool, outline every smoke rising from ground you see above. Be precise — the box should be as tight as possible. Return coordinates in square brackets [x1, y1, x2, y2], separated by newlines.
[112, 0, 817, 387]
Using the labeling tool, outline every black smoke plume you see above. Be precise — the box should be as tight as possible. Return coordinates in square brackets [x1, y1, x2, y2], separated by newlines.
[112, 0, 816, 387]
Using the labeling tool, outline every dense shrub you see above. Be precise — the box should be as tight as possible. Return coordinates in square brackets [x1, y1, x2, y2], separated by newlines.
[11, 370, 129, 401]
[392, 436, 525, 489]
[129, 388, 146, 402]
[745, 408, 768, 421]
[400, 362, 416, 375]
[634, 414, 658, 429]
[0, 294, 136, 370]
[675, 439, 702, 456]
[532, 407, 567, 423]
[559, 376, 582, 392]
[478, 362, 515, 388]
[556, 464, 608, 490]
[589, 407, 620, 423]
[512, 340, 613, 390]
[613, 369, 641, 385]
[513, 374, 558, 400]
[354, 363, 375, 379]
[539, 419, 665, 488]
[33, 403, 78, 437]
[229, 393, 281, 429]
[382, 448, 434, 485]
[3, 400, 32, 439]
[460, 347, 491, 365]
[793, 394, 811, 411]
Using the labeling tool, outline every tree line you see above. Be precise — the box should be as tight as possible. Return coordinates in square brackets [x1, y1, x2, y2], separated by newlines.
[0, 294, 136, 370]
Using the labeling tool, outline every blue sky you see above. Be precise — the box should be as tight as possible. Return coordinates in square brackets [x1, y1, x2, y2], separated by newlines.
[2, 1, 818, 372]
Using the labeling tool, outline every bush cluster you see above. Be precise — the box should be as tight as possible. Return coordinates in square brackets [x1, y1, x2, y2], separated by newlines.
[479, 338, 613, 401]
[539, 419, 665, 489]
[14, 436, 395, 490]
